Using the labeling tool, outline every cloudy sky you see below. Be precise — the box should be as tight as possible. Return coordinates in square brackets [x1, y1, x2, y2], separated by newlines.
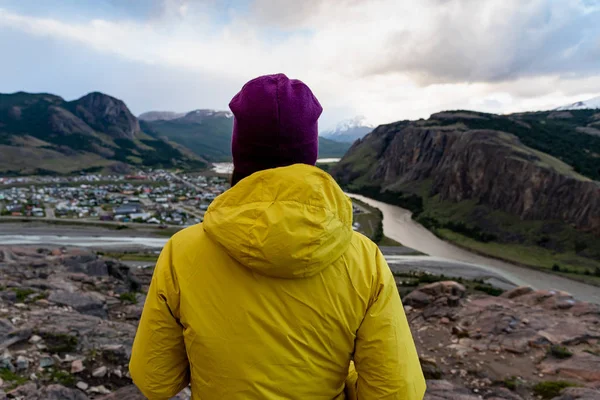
[1, 0, 599, 130]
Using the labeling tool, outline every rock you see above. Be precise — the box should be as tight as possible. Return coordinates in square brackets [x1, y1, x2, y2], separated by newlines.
[92, 366, 108, 378]
[420, 281, 466, 298]
[539, 352, 600, 381]
[403, 290, 433, 308]
[101, 344, 129, 364]
[0, 291, 17, 303]
[7, 383, 38, 399]
[423, 379, 480, 400]
[39, 384, 89, 400]
[71, 359, 85, 374]
[96, 385, 145, 399]
[550, 387, 600, 400]
[0, 350, 14, 372]
[113, 368, 122, 378]
[440, 317, 450, 324]
[89, 385, 111, 395]
[76, 382, 89, 391]
[29, 335, 43, 344]
[420, 357, 443, 379]
[16, 355, 29, 370]
[501, 286, 535, 299]
[47, 291, 106, 318]
[39, 356, 55, 368]
[538, 323, 600, 345]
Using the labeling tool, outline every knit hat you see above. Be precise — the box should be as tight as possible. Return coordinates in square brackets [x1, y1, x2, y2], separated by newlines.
[229, 74, 323, 179]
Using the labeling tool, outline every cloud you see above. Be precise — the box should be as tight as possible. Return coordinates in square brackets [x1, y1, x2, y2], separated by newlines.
[0, 0, 599, 130]
[362, 0, 600, 84]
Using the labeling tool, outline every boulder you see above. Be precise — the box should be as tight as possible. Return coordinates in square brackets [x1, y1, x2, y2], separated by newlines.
[39, 384, 89, 400]
[539, 352, 600, 382]
[403, 290, 433, 308]
[48, 290, 106, 318]
[501, 286, 534, 299]
[419, 281, 466, 298]
[550, 387, 600, 400]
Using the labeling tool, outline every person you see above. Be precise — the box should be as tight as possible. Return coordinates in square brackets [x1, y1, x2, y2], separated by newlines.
[129, 73, 426, 400]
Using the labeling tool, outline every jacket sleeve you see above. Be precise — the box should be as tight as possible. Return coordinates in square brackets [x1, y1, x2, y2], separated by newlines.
[129, 239, 190, 399]
[354, 248, 426, 400]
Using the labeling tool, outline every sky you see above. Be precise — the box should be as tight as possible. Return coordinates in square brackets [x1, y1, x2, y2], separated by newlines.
[1, 0, 599, 131]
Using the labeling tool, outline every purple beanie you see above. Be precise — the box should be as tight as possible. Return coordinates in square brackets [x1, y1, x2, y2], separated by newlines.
[229, 74, 323, 178]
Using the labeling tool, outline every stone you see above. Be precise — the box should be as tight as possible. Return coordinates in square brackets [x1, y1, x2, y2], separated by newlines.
[40, 384, 90, 400]
[71, 359, 85, 374]
[0, 351, 14, 372]
[95, 385, 144, 399]
[550, 387, 600, 400]
[403, 290, 433, 308]
[7, 383, 38, 398]
[113, 368, 122, 378]
[47, 291, 106, 318]
[420, 281, 466, 298]
[500, 286, 535, 299]
[40, 356, 55, 368]
[29, 335, 43, 344]
[16, 355, 29, 370]
[92, 366, 108, 378]
[539, 352, 600, 381]
[89, 385, 111, 395]
[76, 382, 89, 391]
[440, 317, 450, 324]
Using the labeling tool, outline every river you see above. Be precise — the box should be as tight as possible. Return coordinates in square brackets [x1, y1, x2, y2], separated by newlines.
[350, 194, 600, 304]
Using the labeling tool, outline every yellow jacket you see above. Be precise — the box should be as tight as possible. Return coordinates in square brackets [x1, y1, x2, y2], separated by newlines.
[130, 164, 425, 400]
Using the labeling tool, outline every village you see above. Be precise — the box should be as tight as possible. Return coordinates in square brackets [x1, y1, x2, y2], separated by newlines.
[0, 171, 229, 227]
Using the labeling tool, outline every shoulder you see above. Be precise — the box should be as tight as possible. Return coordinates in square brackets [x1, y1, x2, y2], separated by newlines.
[346, 231, 382, 263]
[169, 223, 206, 248]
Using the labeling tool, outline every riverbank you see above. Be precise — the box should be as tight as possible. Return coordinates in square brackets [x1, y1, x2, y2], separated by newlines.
[349, 194, 600, 304]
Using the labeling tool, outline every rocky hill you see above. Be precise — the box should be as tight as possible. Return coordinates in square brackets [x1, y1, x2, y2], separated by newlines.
[332, 111, 600, 277]
[1, 246, 599, 399]
[0, 92, 205, 175]
[141, 110, 352, 161]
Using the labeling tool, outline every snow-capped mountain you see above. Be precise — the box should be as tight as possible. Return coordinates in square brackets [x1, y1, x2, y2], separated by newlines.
[555, 96, 600, 111]
[321, 116, 374, 143]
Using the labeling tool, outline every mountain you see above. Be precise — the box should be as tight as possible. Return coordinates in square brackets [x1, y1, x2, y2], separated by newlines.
[331, 110, 600, 277]
[141, 110, 352, 161]
[555, 95, 600, 111]
[321, 116, 374, 143]
[138, 111, 186, 122]
[0, 92, 205, 175]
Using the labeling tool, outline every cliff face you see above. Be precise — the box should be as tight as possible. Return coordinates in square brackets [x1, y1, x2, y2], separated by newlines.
[333, 112, 600, 236]
[68, 92, 141, 140]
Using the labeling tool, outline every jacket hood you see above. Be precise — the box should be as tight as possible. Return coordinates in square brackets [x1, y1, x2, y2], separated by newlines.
[203, 164, 353, 279]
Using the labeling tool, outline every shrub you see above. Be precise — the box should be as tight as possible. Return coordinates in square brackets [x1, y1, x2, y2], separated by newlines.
[548, 345, 573, 359]
[120, 292, 138, 304]
[474, 284, 504, 297]
[533, 381, 578, 399]
[552, 264, 561, 272]
[10, 288, 35, 302]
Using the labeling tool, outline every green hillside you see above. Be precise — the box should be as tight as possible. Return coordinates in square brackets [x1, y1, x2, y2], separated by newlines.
[141, 111, 351, 162]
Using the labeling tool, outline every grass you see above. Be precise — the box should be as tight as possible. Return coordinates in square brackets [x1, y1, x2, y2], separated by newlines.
[503, 376, 520, 391]
[547, 345, 573, 360]
[10, 288, 35, 302]
[46, 369, 76, 386]
[40, 332, 79, 353]
[0, 368, 29, 389]
[533, 381, 579, 399]
[120, 292, 138, 304]
[436, 229, 600, 285]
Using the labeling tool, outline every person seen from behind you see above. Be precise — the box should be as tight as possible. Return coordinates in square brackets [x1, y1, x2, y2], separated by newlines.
[130, 73, 426, 399]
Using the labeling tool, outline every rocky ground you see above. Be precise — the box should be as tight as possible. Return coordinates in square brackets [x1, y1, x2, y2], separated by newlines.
[0, 246, 599, 399]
